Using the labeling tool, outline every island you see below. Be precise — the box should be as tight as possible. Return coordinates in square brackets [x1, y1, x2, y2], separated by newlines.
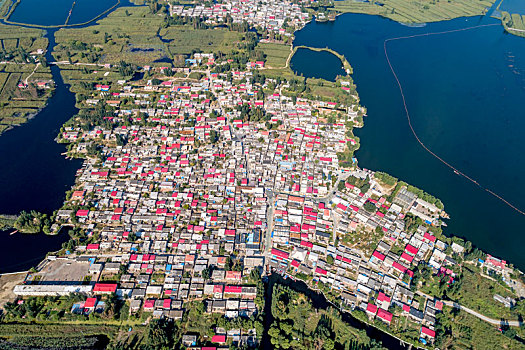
[0, 0, 524, 349]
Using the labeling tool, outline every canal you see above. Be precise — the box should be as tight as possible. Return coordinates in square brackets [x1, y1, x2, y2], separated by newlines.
[0, 0, 134, 273]
[261, 273, 413, 349]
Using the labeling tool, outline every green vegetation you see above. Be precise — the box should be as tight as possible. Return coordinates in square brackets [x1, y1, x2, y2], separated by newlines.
[268, 283, 372, 349]
[0, 214, 17, 230]
[453, 265, 522, 320]
[257, 42, 290, 68]
[501, 12, 525, 38]
[333, 0, 494, 23]
[0, 23, 48, 56]
[363, 201, 377, 213]
[345, 175, 371, 194]
[54, 7, 165, 65]
[436, 307, 523, 349]
[0, 24, 52, 134]
[159, 25, 243, 56]
[54, 7, 250, 67]
[374, 171, 398, 187]
[0, 335, 105, 349]
[0, 323, 122, 345]
[12, 210, 51, 233]
[0, 210, 52, 234]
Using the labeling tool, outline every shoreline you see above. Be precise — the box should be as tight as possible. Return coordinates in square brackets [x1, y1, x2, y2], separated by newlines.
[2, 0, 121, 29]
[289, 11, 524, 273]
[0, 3, 522, 348]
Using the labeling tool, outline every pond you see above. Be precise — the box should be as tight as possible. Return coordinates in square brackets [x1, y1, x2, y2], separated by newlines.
[8, 0, 119, 26]
[290, 47, 346, 81]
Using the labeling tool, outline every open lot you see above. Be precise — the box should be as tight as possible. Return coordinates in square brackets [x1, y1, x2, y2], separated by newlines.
[0, 272, 26, 310]
[36, 259, 90, 284]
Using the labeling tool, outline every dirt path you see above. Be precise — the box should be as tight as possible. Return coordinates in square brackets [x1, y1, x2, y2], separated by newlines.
[0, 272, 26, 310]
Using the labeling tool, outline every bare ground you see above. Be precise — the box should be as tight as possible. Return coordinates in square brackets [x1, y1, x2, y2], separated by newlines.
[0, 272, 26, 310]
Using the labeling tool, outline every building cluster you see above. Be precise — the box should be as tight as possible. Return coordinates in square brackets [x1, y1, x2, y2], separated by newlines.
[169, 0, 309, 33]
[267, 167, 456, 344]
[12, 61, 358, 348]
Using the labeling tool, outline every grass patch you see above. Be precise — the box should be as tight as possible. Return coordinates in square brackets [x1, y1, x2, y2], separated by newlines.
[257, 42, 291, 68]
[54, 7, 166, 66]
[334, 0, 495, 23]
[502, 11, 525, 38]
[160, 25, 243, 56]
[437, 307, 522, 349]
[54, 7, 248, 66]
[0, 23, 47, 50]
[454, 266, 519, 320]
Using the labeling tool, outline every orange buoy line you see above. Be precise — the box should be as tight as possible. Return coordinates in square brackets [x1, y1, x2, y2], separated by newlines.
[383, 23, 525, 216]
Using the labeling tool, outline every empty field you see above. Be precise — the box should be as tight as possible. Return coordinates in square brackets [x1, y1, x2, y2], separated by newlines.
[160, 25, 243, 56]
[257, 42, 291, 68]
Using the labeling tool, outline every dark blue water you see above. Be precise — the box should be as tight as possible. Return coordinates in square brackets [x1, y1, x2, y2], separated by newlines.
[290, 48, 346, 80]
[293, 15, 525, 270]
[0, 1, 137, 273]
[9, 0, 118, 26]
[0, 29, 80, 272]
[499, 0, 525, 14]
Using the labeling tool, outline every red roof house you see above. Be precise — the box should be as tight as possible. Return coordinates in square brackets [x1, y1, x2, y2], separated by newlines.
[93, 283, 117, 294]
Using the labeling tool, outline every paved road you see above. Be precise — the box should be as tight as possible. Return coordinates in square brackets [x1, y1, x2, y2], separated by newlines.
[313, 171, 351, 204]
[263, 190, 276, 273]
[441, 300, 521, 327]
[417, 291, 521, 327]
[262, 170, 349, 270]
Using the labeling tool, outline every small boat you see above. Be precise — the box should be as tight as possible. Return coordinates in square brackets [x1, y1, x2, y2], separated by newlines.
[453, 170, 460, 175]
[10, 230, 18, 235]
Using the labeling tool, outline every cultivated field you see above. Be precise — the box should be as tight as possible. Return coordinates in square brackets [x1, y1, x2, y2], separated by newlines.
[54, 7, 245, 66]
[334, 0, 495, 23]
[256, 42, 291, 68]
[0, 23, 48, 53]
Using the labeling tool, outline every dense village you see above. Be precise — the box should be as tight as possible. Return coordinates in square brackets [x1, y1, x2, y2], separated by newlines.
[170, 0, 309, 37]
[3, 57, 522, 348]
[0, 0, 524, 349]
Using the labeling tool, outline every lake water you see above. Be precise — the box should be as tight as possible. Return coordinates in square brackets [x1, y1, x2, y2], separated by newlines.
[0, 29, 81, 273]
[290, 48, 346, 80]
[0, 0, 136, 273]
[8, 0, 119, 26]
[499, 0, 525, 14]
[292, 14, 525, 270]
